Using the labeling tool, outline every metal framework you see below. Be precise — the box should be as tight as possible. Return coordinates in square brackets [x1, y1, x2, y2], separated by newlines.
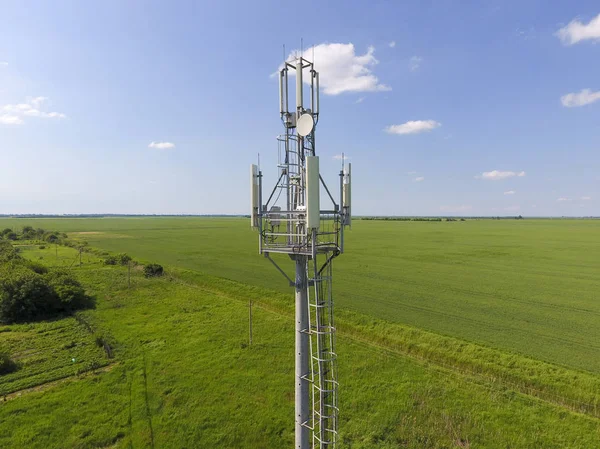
[251, 55, 351, 449]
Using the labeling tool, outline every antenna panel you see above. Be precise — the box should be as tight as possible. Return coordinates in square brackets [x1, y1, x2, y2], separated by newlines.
[250, 164, 259, 228]
[306, 156, 320, 229]
[343, 163, 351, 226]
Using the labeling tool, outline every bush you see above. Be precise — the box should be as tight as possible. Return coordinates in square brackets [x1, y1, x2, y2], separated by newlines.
[21, 226, 36, 240]
[0, 268, 59, 323]
[39, 245, 46, 250]
[116, 253, 132, 266]
[143, 263, 164, 278]
[0, 241, 19, 263]
[44, 233, 60, 244]
[5, 232, 17, 241]
[0, 228, 12, 237]
[0, 264, 92, 324]
[103, 256, 117, 266]
[44, 270, 91, 312]
[0, 350, 17, 375]
[24, 260, 48, 275]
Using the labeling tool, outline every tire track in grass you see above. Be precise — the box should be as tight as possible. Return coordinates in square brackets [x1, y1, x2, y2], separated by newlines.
[142, 352, 155, 449]
[2, 363, 118, 401]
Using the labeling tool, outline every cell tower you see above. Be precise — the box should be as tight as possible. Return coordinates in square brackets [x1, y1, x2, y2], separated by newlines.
[250, 55, 351, 449]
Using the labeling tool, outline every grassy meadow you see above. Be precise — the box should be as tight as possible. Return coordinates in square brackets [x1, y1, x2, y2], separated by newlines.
[0, 243, 599, 448]
[1, 217, 598, 373]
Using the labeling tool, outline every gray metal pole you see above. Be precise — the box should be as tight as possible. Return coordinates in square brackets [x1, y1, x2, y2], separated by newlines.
[295, 256, 310, 449]
[249, 299, 253, 346]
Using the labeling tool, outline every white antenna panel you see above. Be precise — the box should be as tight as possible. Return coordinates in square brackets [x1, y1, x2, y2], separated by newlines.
[343, 163, 351, 226]
[306, 156, 320, 229]
[250, 164, 259, 228]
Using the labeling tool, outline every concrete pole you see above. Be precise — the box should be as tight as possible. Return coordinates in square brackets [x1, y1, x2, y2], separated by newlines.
[295, 256, 310, 449]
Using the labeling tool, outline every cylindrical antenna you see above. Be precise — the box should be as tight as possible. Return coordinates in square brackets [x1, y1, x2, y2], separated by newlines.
[310, 67, 315, 114]
[279, 71, 284, 115]
[296, 60, 303, 111]
[284, 68, 289, 113]
[315, 72, 320, 115]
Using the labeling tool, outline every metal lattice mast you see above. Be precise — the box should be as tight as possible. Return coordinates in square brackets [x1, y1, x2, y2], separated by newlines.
[251, 52, 352, 449]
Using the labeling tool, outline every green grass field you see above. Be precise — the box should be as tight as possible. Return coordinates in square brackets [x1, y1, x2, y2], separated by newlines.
[1, 243, 599, 448]
[1, 217, 598, 373]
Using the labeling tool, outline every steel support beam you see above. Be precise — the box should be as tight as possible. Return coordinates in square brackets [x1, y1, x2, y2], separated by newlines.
[295, 255, 310, 449]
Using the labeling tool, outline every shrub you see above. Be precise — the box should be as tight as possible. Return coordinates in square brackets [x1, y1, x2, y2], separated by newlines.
[103, 256, 117, 266]
[0, 265, 92, 323]
[44, 233, 60, 244]
[116, 253, 132, 266]
[0, 350, 17, 375]
[39, 245, 46, 250]
[21, 226, 36, 240]
[0, 228, 12, 237]
[24, 260, 49, 275]
[0, 241, 19, 263]
[44, 270, 91, 312]
[0, 268, 59, 323]
[5, 232, 17, 241]
[143, 263, 164, 278]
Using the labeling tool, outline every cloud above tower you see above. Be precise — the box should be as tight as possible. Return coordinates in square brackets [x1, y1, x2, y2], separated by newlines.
[279, 43, 390, 95]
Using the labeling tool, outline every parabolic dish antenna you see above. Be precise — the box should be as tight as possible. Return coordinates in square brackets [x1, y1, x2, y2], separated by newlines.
[296, 113, 314, 137]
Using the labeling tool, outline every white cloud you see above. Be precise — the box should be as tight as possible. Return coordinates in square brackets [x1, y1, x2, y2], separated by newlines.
[556, 13, 600, 45]
[504, 205, 520, 212]
[581, 196, 592, 200]
[414, 176, 425, 182]
[557, 197, 572, 202]
[561, 89, 600, 108]
[280, 43, 390, 95]
[478, 170, 526, 181]
[409, 56, 423, 72]
[504, 190, 516, 195]
[355, 96, 365, 104]
[389, 41, 396, 48]
[440, 205, 472, 213]
[0, 62, 8, 67]
[148, 141, 175, 150]
[385, 120, 441, 135]
[1, 96, 66, 124]
[407, 171, 417, 175]
[0, 114, 24, 125]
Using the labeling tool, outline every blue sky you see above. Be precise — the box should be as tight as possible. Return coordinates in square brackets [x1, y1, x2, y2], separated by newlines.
[0, 0, 598, 216]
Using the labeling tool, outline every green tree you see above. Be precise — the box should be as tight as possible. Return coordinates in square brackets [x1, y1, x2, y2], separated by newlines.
[0, 268, 58, 323]
[44, 270, 90, 312]
[0, 241, 19, 263]
[21, 226, 36, 240]
[44, 233, 59, 244]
